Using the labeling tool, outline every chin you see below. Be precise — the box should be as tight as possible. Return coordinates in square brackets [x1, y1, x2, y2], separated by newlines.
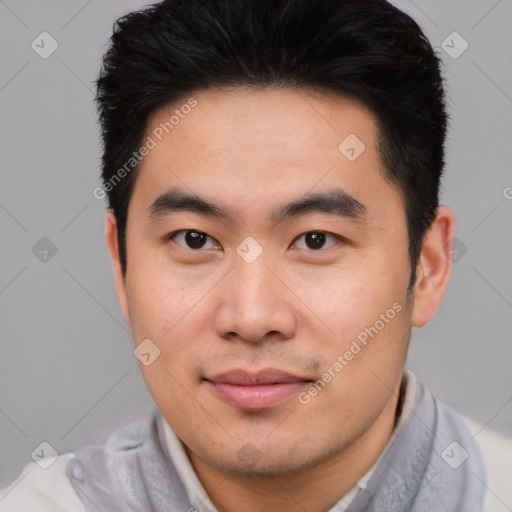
[198, 437, 333, 478]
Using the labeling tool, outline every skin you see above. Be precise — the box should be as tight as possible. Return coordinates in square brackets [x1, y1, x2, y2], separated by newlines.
[105, 86, 454, 512]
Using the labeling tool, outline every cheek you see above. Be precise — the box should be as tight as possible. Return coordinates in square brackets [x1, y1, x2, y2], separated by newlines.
[292, 263, 406, 339]
[125, 264, 210, 392]
[128, 273, 205, 417]
[125, 259, 206, 339]
[309, 308, 410, 428]
[296, 266, 410, 397]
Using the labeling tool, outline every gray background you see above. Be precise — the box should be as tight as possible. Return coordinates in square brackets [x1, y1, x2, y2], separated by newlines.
[1, 0, 511, 489]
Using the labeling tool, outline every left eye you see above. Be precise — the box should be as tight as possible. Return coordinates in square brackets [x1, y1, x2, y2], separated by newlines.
[292, 231, 339, 251]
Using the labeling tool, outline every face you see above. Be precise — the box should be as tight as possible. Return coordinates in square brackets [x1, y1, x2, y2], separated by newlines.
[111, 86, 418, 476]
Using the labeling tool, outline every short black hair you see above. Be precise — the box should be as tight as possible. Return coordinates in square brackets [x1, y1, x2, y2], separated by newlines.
[95, 0, 448, 289]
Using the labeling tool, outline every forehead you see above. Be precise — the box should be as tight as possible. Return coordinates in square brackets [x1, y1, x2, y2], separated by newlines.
[147, 86, 378, 163]
[130, 86, 401, 223]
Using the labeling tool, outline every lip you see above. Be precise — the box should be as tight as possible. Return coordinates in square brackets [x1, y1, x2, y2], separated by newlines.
[205, 369, 313, 410]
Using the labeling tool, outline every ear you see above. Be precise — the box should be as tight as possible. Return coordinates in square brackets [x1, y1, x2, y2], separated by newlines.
[105, 209, 131, 326]
[411, 205, 455, 328]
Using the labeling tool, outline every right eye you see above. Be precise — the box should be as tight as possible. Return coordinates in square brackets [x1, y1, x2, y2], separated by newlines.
[167, 230, 219, 251]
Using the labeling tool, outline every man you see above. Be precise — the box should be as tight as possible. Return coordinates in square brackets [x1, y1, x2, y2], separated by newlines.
[1, 0, 511, 511]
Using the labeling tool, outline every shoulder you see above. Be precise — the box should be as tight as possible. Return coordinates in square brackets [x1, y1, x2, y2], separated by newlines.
[0, 410, 162, 512]
[0, 452, 85, 512]
[459, 413, 512, 512]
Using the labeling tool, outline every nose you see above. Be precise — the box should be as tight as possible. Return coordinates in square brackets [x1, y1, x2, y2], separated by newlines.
[213, 253, 297, 344]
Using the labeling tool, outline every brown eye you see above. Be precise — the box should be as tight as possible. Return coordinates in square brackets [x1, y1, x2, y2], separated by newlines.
[169, 230, 216, 250]
[293, 231, 338, 251]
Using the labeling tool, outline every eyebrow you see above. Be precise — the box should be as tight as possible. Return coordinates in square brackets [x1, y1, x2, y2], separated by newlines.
[147, 186, 367, 225]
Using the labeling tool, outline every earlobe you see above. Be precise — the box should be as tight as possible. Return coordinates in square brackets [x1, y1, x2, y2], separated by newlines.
[411, 206, 455, 328]
[105, 210, 131, 326]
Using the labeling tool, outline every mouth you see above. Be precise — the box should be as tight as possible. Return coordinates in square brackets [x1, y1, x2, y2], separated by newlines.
[204, 368, 314, 411]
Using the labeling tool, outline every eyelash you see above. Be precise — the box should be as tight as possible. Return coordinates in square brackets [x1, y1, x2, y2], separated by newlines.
[166, 230, 342, 253]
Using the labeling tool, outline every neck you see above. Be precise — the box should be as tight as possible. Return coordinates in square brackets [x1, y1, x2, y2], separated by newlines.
[186, 384, 402, 512]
